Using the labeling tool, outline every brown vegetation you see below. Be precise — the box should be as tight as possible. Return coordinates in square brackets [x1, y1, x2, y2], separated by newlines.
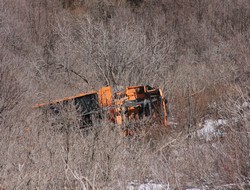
[0, 0, 249, 189]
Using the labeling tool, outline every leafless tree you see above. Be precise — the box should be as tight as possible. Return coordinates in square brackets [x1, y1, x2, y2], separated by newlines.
[0, 0, 249, 189]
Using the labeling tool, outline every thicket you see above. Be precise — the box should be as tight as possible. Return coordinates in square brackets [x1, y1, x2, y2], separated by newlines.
[0, 0, 249, 189]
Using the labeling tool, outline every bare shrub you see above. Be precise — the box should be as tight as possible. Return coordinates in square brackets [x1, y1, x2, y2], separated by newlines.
[0, 0, 250, 189]
[0, 65, 22, 124]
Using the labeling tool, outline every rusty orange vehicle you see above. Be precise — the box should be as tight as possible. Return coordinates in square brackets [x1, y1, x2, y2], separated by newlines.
[34, 85, 167, 129]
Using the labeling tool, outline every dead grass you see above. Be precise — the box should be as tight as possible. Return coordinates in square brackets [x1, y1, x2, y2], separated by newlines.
[0, 0, 249, 189]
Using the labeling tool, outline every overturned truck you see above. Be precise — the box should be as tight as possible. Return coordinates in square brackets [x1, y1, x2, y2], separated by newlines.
[34, 85, 167, 132]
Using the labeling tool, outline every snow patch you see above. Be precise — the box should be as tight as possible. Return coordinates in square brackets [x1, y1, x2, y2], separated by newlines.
[127, 182, 204, 190]
[197, 119, 227, 140]
[127, 181, 170, 190]
[242, 101, 250, 109]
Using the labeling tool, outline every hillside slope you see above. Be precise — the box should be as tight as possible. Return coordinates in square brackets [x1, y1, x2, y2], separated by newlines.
[0, 0, 249, 189]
